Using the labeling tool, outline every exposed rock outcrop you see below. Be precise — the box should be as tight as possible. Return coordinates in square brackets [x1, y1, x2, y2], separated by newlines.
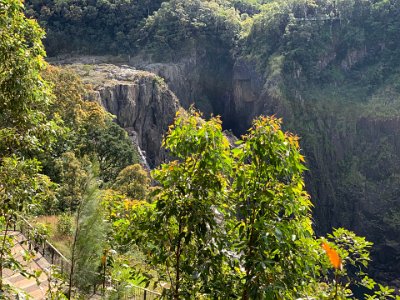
[67, 64, 179, 167]
[139, 58, 201, 109]
[61, 57, 400, 287]
[135, 53, 234, 121]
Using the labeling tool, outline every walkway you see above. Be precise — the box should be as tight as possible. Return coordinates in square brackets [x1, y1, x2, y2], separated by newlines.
[3, 231, 50, 299]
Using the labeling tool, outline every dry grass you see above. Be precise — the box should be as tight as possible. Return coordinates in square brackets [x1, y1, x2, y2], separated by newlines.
[31, 215, 72, 257]
[34, 215, 59, 229]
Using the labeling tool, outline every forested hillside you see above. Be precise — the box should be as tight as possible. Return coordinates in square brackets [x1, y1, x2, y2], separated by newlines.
[25, 0, 165, 55]
[26, 0, 400, 286]
[1, 0, 400, 298]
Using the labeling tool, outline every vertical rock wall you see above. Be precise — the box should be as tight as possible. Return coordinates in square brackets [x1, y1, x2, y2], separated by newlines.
[80, 65, 179, 167]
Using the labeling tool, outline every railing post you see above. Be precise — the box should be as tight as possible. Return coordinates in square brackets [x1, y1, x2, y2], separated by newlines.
[13, 214, 72, 285]
[28, 231, 32, 251]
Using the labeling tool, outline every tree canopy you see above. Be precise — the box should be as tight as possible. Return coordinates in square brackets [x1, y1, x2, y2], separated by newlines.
[0, 0, 58, 156]
[111, 110, 396, 299]
[0, 0, 57, 294]
[2, 0, 400, 298]
[25, 0, 165, 55]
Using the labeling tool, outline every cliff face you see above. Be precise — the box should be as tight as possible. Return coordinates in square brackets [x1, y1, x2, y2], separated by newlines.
[303, 114, 400, 285]
[62, 57, 400, 285]
[226, 58, 400, 286]
[138, 57, 201, 110]
[126, 49, 235, 122]
[67, 64, 179, 167]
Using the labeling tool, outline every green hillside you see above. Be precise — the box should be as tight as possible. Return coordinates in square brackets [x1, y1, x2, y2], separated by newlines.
[1, 0, 400, 298]
[25, 0, 400, 287]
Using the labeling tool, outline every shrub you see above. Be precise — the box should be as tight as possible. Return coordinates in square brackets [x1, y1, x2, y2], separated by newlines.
[57, 214, 73, 236]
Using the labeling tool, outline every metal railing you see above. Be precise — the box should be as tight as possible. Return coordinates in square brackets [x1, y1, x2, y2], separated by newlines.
[13, 215, 71, 274]
[11, 215, 162, 299]
[111, 283, 161, 300]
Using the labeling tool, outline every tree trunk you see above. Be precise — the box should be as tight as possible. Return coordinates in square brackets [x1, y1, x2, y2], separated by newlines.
[68, 209, 81, 299]
[174, 218, 183, 300]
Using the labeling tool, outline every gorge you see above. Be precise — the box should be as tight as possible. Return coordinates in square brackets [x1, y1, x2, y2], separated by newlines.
[26, 0, 400, 290]
[58, 53, 400, 288]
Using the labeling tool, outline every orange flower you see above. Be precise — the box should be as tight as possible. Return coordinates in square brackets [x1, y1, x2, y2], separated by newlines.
[322, 241, 342, 270]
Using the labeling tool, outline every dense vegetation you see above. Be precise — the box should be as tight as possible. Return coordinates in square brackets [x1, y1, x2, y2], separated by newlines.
[25, 0, 165, 55]
[26, 0, 400, 73]
[238, 0, 400, 96]
[1, 0, 400, 298]
[0, 0, 139, 296]
[25, 0, 242, 57]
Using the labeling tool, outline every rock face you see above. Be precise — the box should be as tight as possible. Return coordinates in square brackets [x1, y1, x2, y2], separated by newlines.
[128, 52, 235, 122]
[62, 58, 400, 286]
[229, 59, 264, 133]
[225, 57, 400, 287]
[303, 114, 400, 285]
[139, 57, 201, 109]
[67, 64, 179, 167]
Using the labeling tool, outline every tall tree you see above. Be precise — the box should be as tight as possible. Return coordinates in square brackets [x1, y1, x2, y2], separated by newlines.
[0, 0, 57, 294]
[149, 109, 233, 299]
[0, 0, 57, 156]
[231, 116, 318, 299]
[111, 111, 396, 299]
[68, 168, 107, 298]
[54, 152, 90, 212]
